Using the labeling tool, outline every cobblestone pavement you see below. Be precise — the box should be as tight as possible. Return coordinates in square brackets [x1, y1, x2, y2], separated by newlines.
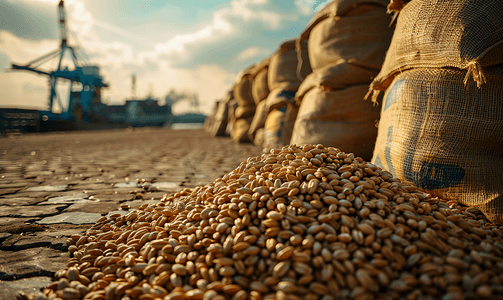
[0, 127, 260, 299]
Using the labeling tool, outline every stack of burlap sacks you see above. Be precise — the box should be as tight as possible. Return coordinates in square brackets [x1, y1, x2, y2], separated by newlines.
[367, 0, 503, 224]
[210, 0, 393, 160]
[291, 0, 393, 160]
[251, 39, 311, 150]
[206, 0, 503, 222]
[204, 90, 237, 138]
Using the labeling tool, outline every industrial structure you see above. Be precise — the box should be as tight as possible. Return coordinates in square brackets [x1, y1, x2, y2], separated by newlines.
[10, 0, 108, 125]
[1, 0, 204, 134]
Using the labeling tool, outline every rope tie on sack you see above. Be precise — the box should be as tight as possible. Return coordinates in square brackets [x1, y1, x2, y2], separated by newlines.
[364, 89, 381, 107]
[296, 39, 305, 82]
[464, 61, 486, 88]
[462, 40, 503, 88]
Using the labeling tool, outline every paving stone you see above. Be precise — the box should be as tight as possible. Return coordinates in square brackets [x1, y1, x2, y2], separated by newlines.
[0, 197, 46, 206]
[24, 171, 54, 178]
[147, 182, 180, 192]
[1, 191, 51, 198]
[0, 183, 38, 189]
[0, 188, 21, 196]
[36, 212, 102, 225]
[0, 174, 23, 180]
[142, 192, 169, 200]
[113, 182, 140, 188]
[0, 205, 65, 218]
[0, 232, 12, 242]
[62, 200, 121, 214]
[0, 217, 35, 227]
[8, 229, 82, 251]
[0, 276, 52, 300]
[88, 193, 135, 202]
[25, 185, 68, 192]
[0, 248, 69, 280]
[109, 187, 147, 194]
[38, 193, 89, 205]
[0, 128, 261, 286]
[68, 183, 112, 191]
[81, 177, 106, 183]
[120, 199, 159, 209]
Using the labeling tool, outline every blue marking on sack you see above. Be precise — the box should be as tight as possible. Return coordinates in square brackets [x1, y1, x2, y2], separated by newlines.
[405, 161, 465, 190]
[373, 154, 384, 170]
[399, 84, 465, 189]
[276, 107, 288, 138]
[278, 90, 297, 99]
[384, 79, 404, 111]
[384, 126, 396, 176]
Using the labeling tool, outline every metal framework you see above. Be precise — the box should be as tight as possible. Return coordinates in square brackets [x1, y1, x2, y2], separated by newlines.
[11, 0, 107, 121]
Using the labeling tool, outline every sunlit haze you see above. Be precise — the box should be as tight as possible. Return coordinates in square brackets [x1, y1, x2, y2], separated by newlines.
[0, 0, 330, 115]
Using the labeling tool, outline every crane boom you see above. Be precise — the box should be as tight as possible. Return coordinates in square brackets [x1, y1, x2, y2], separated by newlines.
[9, 0, 108, 122]
[58, 0, 68, 45]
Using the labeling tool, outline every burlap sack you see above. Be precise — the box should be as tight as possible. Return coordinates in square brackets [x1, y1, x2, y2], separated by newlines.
[247, 100, 268, 143]
[369, 0, 503, 96]
[372, 68, 503, 224]
[234, 105, 255, 119]
[251, 68, 269, 105]
[254, 128, 265, 149]
[210, 100, 229, 137]
[204, 101, 219, 132]
[251, 57, 270, 105]
[225, 99, 238, 137]
[230, 117, 253, 144]
[266, 85, 297, 115]
[290, 84, 380, 161]
[299, 0, 392, 73]
[295, 39, 312, 82]
[268, 40, 305, 92]
[263, 105, 299, 152]
[295, 60, 380, 103]
[233, 74, 255, 108]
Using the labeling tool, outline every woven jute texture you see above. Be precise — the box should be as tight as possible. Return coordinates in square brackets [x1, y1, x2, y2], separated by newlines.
[295, 39, 313, 82]
[230, 117, 253, 144]
[290, 84, 380, 161]
[251, 67, 270, 105]
[370, 0, 503, 94]
[263, 105, 298, 152]
[268, 40, 304, 92]
[225, 99, 238, 137]
[233, 75, 255, 108]
[265, 85, 297, 114]
[298, 0, 392, 73]
[210, 100, 229, 137]
[295, 60, 380, 103]
[247, 100, 268, 143]
[372, 68, 503, 224]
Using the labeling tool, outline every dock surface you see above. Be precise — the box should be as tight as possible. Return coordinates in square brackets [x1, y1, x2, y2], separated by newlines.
[0, 128, 259, 298]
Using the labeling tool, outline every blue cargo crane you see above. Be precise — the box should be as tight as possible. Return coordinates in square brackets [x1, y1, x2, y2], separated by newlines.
[10, 0, 108, 123]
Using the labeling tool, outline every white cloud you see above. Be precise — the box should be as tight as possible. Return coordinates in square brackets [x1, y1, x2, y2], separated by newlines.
[92, 19, 143, 42]
[237, 46, 270, 61]
[227, 0, 282, 28]
[294, 0, 332, 15]
[0, 31, 59, 64]
[1, 0, 317, 115]
[139, 0, 283, 64]
[142, 11, 233, 63]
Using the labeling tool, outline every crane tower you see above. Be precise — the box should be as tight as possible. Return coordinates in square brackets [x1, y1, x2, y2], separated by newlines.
[10, 0, 108, 123]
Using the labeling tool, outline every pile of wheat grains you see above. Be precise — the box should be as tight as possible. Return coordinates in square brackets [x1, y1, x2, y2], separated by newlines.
[21, 144, 503, 300]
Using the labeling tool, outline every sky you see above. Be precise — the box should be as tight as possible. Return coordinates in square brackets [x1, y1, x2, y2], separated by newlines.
[0, 0, 330, 115]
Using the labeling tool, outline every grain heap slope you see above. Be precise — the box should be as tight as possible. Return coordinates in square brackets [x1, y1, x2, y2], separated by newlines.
[24, 144, 503, 300]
